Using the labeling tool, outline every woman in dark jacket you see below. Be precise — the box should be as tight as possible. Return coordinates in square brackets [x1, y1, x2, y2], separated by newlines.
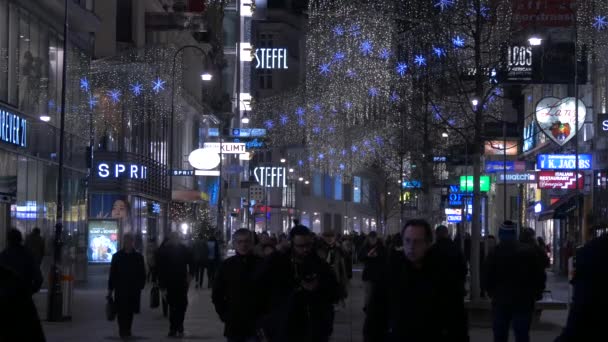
[108, 233, 146, 338]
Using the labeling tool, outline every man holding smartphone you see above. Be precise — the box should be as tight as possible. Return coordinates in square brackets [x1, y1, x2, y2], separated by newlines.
[256, 225, 340, 342]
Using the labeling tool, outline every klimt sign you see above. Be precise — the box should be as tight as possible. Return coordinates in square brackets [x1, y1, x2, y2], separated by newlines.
[537, 171, 584, 190]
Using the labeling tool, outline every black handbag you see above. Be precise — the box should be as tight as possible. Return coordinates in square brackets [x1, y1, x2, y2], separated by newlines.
[105, 296, 116, 321]
[150, 286, 160, 308]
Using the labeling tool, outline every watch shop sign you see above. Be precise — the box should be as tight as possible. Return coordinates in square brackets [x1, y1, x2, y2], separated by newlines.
[537, 171, 583, 190]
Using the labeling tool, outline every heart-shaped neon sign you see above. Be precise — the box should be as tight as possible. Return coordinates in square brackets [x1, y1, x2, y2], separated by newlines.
[535, 97, 586, 146]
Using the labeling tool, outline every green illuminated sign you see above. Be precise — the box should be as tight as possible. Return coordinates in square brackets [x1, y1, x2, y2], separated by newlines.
[460, 175, 491, 192]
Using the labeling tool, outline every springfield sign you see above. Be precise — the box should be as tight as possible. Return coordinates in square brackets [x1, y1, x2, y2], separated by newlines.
[0, 108, 27, 147]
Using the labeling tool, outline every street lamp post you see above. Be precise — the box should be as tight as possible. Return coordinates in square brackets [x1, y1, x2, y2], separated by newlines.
[47, 0, 69, 322]
[166, 45, 211, 236]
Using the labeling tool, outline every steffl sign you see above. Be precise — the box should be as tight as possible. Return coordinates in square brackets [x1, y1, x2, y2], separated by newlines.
[253, 167, 287, 188]
[254, 48, 288, 69]
[599, 114, 608, 136]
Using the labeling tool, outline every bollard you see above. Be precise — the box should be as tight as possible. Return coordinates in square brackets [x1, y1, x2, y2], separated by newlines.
[61, 265, 74, 320]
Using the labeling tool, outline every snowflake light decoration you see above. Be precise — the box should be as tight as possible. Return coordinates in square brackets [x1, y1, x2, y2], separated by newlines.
[390, 91, 400, 102]
[152, 77, 165, 93]
[333, 25, 344, 36]
[318, 153, 324, 160]
[346, 69, 357, 78]
[593, 16, 608, 30]
[433, 46, 446, 57]
[396, 62, 408, 76]
[360, 41, 373, 56]
[130, 82, 143, 96]
[88, 95, 98, 109]
[280, 114, 289, 125]
[312, 126, 321, 134]
[80, 77, 89, 92]
[453, 36, 465, 48]
[339, 163, 345, 170]
[368, 87, 379, 97]
[298, 160, 304, 166]
[351, 145, 358, 152]
[344, 101, 353, 109]
[434, 0, 454, 11]
[327, 125, 335, 133]
[295, 107, 305, 116]
[319, 63, 331, 75]
[298, 118, 305, 126]
[107, 89, 121, 104]
[333, 51, 346, 62]
[350, 24, 361, 37]
[414, 55, 426, 67]
[374, 136, 383, 145]
[313, 104, 322, 112]
[264, 120, 274, 129]
[379, 48, 391, 60]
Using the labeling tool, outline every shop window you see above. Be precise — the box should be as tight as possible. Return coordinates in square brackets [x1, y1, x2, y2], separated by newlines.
[353, 176, 361, 203]
[324, 174, 332, 200]
[334, 175, 343, 201]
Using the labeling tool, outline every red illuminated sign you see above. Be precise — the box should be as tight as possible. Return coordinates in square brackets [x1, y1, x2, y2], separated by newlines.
[538, 171, 583, 190]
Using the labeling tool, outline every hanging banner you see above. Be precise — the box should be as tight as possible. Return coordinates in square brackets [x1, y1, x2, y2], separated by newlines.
[535, 97, 586, 146]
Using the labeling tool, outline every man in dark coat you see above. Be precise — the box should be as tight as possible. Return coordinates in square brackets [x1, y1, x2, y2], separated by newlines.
[257, 225, 340, 342]
[484, 221, 546, 342]
[157, 232, 195, 337]
[25, 227, 45, 266]
[431, 225, 469, 341]
[555, 234, 608, 342]
[0, 265, 45, 342]
[0, 229, 43, 294]
[358, 231, 388, 342]
[212, 229, 262, 342]
[108, 233, 146, 338]
[388, 219, 469, 342]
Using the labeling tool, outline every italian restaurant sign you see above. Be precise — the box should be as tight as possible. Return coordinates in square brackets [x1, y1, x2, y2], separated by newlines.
[538, 171, 583, 190]
[535, 97, 586, 146]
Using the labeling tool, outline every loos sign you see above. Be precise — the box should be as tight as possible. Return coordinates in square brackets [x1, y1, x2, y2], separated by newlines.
[254, 48, 288, 69]
[97, 162, 148, 179]
[253, 167, 287, 188]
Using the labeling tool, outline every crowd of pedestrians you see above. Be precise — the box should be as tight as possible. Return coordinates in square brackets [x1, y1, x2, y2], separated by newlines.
[2, 219, 607, 342]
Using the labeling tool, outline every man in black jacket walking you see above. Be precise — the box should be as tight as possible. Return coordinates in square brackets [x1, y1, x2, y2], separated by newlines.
[257, 225, 340, 342]
[108, 233, 146, 338]
[555, 234, 608, 342]
[0, 229, 43, 295]
[388, 219, 469, 342]
[212, 229, 262, 342]
[157, 232, 195, 337]
[484, 221, 546, 342]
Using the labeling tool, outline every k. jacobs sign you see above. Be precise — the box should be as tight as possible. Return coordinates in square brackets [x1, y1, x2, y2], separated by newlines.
[537, 154, 592, 170]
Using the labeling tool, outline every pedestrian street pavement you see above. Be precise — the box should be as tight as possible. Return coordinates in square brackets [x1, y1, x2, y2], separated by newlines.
[35, 265, 568, 342]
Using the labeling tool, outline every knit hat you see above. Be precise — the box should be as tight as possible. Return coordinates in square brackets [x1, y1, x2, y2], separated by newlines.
[498, 221, 518, 242]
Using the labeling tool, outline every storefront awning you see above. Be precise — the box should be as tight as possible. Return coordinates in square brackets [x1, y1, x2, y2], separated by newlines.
[537, 193, 581, 221]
